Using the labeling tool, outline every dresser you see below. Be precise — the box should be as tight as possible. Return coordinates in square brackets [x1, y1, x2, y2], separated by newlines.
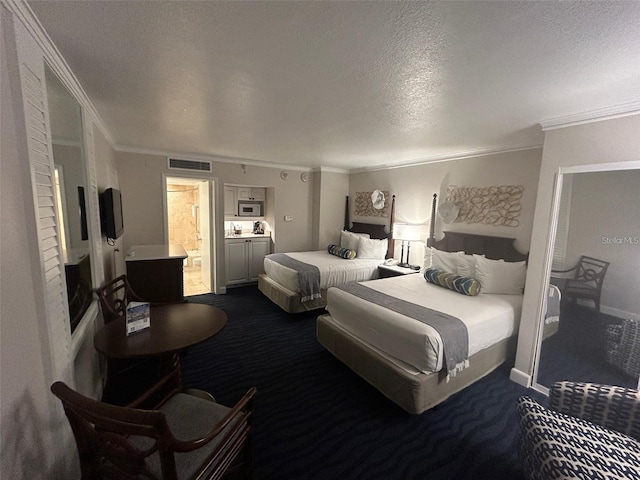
[126, 244, 188, 303]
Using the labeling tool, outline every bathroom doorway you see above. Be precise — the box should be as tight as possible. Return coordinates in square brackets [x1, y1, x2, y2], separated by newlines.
[165, 176, 214, 297]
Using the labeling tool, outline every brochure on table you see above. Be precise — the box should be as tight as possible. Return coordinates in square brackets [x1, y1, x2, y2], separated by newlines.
[126, 301, 150, 335]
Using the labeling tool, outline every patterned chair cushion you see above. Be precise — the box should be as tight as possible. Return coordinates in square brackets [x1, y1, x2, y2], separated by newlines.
[517, 396, 640, 480]
[606, 318, 640, 378]
[424, 268, 481, 296]
[549, 381, 640, 441]
[327, 244, 356, 260]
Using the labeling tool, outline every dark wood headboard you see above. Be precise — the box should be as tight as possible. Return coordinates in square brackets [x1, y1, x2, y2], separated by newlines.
[431, 231, 528, 262]
[428, 193, 527, 262]
[344, 194, 396, 258]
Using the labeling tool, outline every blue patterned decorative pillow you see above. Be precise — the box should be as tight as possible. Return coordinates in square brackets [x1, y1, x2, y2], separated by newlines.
[327, 244, 356, 259]
[424, 268, 481, 296]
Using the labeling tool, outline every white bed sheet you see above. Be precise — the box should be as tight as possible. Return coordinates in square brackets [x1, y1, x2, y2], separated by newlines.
[263, 251, 383, 293]
[325, 274, 523, 374]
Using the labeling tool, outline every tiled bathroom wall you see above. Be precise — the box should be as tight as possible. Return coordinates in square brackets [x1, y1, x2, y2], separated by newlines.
[167, 184, 199, 251]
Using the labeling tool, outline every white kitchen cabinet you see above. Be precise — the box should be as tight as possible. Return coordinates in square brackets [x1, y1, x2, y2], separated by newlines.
[223, 186, 237, 217]
[248, 237, 271, 280]
[237, 187, 265, 201]
[225, 237, 271, 285]
[250, 188, 265, 201]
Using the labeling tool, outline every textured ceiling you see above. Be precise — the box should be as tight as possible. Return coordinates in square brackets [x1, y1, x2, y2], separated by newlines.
[29, 1, 640, 170]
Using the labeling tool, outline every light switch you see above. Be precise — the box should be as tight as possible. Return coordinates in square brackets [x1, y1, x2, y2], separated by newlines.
[284, 215, 293, 222]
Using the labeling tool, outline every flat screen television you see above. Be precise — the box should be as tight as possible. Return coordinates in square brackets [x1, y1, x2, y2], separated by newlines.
[100, 188, 124, 240]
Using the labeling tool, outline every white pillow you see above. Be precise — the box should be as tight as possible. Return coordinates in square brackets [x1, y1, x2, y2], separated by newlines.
[458, 253, 484, 278]
[430, 248, 462, 274]
[474, 255, 527, 295]
[422, 246, 431, 272]
[340, 230, 369, 251]
[357, 237, 388, 260]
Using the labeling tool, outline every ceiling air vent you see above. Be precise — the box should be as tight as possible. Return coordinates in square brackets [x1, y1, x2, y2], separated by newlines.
[168, 158, 212, 172]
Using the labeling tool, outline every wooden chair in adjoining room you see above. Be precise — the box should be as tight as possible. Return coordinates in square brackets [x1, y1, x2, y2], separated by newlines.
[552, 255, 609, 312]
[95, 275, 176, 406]
[51, 381, 257, 480]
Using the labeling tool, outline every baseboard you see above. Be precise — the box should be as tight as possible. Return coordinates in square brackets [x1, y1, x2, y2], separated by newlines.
[509, 368, 531, 387]
[600, 304, 639, 321]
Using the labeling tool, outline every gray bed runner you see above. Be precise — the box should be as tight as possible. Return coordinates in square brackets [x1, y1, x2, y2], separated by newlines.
[337, 282, 469, 378]
[266, 253, 321, 303]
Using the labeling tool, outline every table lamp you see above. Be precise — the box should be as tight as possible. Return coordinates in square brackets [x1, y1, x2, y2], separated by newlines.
[392, 223, 427, 268]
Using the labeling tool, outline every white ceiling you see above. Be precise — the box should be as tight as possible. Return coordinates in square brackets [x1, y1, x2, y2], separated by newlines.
[29, 1, 640, 171]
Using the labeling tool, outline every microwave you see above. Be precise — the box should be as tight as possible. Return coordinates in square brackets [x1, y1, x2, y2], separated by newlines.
[238, 201, 263, 217]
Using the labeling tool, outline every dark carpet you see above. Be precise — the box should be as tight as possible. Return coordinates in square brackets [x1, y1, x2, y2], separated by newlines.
[537, 302, 636, 389]
[181, 285, 544, 480]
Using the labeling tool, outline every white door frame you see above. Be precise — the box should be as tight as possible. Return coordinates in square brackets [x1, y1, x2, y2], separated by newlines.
[162, 173, 220, 294]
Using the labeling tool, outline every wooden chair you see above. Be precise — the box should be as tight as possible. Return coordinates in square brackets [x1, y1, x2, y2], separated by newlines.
[96, 275, 176, 406]
[552, 255, 609, 312]
[51, 381, 256, 480]
[96, 274, 146, 323]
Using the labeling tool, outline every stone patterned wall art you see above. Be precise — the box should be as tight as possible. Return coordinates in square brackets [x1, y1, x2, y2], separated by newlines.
[446, 185, 524, 227]
[354, 190, 390, 217]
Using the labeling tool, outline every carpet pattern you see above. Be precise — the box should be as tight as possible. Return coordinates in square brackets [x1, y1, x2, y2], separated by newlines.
[537, 303, 637, 389]
[182, 285, 543, 480]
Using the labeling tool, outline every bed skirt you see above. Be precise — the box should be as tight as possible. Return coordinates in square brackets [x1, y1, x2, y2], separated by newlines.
[316, 314, 517, 414]
[258, 274, 328, 313]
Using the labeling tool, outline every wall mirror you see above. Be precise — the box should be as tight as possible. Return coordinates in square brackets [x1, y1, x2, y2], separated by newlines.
[45, 64, 93, 333]
[534, 165, 640, 392]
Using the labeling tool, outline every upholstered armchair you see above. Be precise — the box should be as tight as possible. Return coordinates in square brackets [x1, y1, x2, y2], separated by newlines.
[517, 381, 640, 480]
[606, 318, 640, 378]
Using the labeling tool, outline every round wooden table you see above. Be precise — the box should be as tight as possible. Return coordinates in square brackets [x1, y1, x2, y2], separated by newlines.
[94, 303, 227, 359]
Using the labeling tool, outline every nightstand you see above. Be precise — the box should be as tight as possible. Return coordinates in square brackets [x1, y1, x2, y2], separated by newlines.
[378, 264, 421, 278]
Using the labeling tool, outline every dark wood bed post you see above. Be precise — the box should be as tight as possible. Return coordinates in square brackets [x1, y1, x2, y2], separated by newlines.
[344, 196, 350, 230]
[387, 194, 396, 259]
[427, 193, 437, 247]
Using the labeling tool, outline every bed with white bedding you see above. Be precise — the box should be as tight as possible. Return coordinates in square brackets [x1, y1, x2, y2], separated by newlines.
[317, 230, 529, 414]
[264, 251, 383, 294]
[325, 274, 523, 374]
[258, 195, 396, 313]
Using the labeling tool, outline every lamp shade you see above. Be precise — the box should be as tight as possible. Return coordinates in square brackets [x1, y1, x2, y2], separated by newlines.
[392, 223, 427, 242]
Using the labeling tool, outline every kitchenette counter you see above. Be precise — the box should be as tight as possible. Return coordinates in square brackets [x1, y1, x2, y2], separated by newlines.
[225, 233, 271, 239]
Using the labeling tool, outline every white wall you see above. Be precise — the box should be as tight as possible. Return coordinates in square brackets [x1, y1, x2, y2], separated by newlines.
[314, 169, 350, 249]
[116, 151, 315, 253]
[116, 151, 318, 291]
[93, 126, 123, 280]
[512, 114, 640, 387]
[349, 148, 542, 266]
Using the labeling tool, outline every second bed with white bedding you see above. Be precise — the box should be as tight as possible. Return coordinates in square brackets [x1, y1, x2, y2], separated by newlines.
[263, 250, 383, 293]
[325, 273, 523, 374]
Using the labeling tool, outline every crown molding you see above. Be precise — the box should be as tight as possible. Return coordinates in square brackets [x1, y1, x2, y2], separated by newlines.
[5, 0, 116, 146]
[116, 145, 315, 172]
[348, 144, 543, 174]
[539, 101, 640, 131]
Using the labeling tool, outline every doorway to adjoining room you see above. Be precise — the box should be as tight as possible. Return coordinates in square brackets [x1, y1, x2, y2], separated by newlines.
[165, 177, 213, 297]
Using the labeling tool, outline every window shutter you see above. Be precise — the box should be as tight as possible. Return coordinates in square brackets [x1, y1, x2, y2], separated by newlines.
[15, 19, 72, 382]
